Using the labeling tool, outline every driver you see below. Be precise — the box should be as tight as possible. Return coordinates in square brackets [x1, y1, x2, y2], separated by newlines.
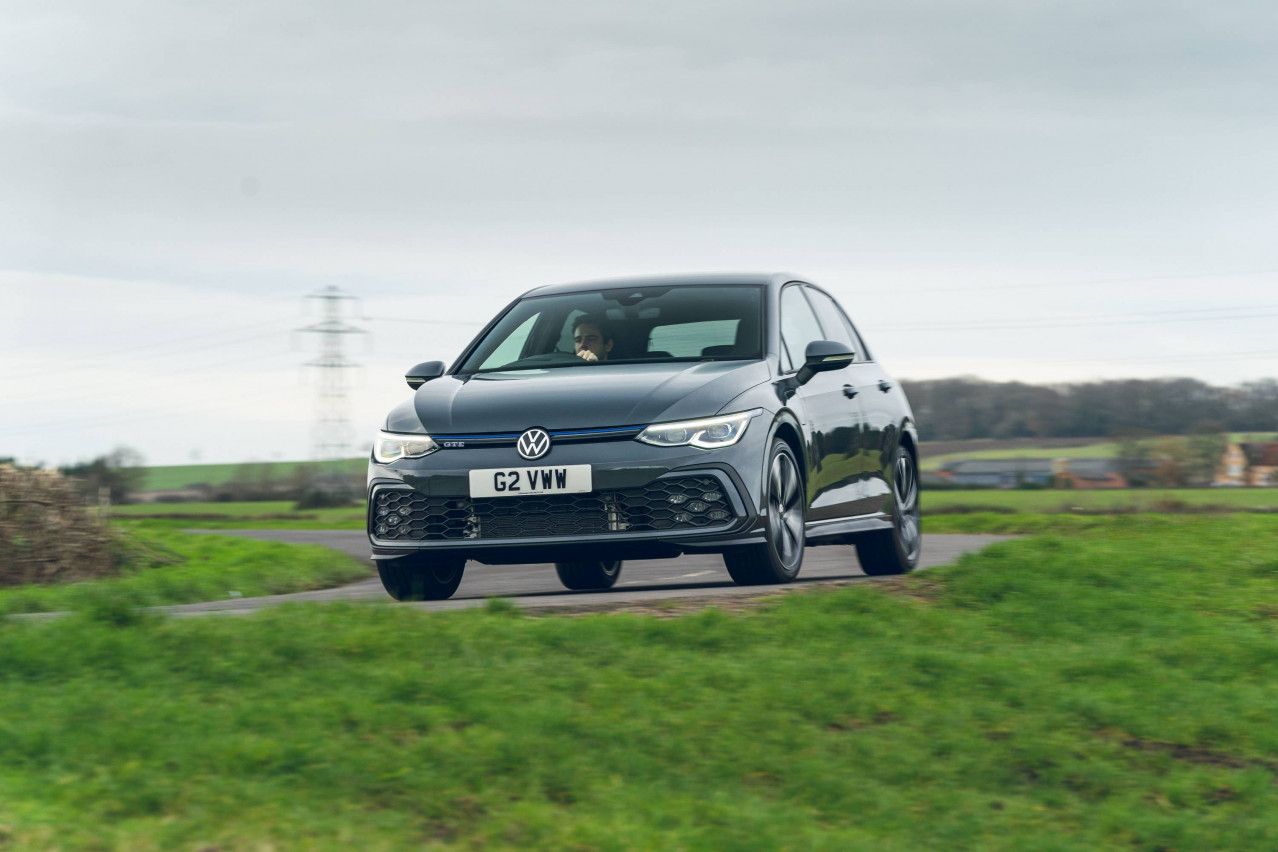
[572, 314, 614, 362]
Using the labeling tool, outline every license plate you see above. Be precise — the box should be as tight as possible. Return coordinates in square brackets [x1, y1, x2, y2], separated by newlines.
[468, 464, 592, 498]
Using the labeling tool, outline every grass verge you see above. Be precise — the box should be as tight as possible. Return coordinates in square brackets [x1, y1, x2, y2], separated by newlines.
[0, 516, 1275, 847]
[0, 526, 370, 615]
[109, 501, 366, 529]
[110, 488, 1278, 535]
[924, 487, 1278, 514]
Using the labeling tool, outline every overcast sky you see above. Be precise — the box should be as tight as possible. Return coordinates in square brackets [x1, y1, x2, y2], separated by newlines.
[3, 1, 1277, 466]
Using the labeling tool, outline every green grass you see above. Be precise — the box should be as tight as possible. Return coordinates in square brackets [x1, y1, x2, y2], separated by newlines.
[110, 501, 367, 529]
[138, 458, 365, 491]
[924, 487, 1278, 514]
[923, 511, 1183, 536]
[109, 488, 1278, 536]
[920, 433, 1277, 472]
[0, 526, 370, 615]
[1, 516, 1275, 848]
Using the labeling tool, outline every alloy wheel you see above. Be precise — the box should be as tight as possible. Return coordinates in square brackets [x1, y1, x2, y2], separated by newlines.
[767, 450, 804, 568]
[894, 451, 921, 560]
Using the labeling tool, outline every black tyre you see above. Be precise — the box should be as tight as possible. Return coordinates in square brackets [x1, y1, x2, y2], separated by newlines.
[855, 445, 922, 576]
[377, 553, 466, 601]
[554, 559, 622, 591]
[723, 439, 805, 585]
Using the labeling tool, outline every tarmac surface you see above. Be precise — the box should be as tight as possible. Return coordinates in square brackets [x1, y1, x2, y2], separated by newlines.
[163, 530, 1014, 617]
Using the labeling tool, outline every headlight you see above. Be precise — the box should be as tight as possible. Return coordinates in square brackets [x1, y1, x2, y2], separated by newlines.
[636, 410, 759, 449]
[373, 431, 439, 463]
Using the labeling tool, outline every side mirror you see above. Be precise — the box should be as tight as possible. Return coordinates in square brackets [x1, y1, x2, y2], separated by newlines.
[796, 340, 855, 385]
[405, 361, 446, 389]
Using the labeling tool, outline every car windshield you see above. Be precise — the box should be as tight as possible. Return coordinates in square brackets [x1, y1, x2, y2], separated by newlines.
[458, 285, 765, 374]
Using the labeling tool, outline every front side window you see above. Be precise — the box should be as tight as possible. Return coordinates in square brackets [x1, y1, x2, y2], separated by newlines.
[779, 285, 824, 370]
[477, 314, 538, 371]
[458, 285, 765, 373]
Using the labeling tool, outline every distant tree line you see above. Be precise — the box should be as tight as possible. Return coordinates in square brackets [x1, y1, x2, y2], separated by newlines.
[902, 377, 1278, 441]
[58, 446, 147, 504]
[203, 462, 362, 508]
[1116, 433, 1228, 487]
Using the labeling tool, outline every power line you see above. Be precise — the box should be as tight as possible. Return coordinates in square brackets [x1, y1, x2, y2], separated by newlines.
[861, 268, 1278, 296]
[1, 346, 296, 407]
[1033, 349, 1278, 366]
[0, 385, 290, 437]
[4, 323, 290, 384]
[0, 302, 264, 356]
[363, 316, 486, 326]
[878, 307, 1278, 332]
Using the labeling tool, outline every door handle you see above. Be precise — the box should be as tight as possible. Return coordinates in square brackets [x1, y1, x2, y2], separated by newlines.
[842, 384, 859, 399]
[878, 380, 893, 393]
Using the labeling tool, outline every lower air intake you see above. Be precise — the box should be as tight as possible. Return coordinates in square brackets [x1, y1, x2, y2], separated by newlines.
[371, 476, 735, 542]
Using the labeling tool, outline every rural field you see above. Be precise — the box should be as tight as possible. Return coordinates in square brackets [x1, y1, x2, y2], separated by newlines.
[137, 458, 365, 492]
[132, 431, 1278, 491]
[916, 432, 1276, 473]
[1, 509, 1276, 847]
[920, 440, 1120, 471]
[109, 487, 1278, 533]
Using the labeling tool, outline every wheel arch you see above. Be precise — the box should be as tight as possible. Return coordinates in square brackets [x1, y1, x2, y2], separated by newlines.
[768, 411, 808, 490]
[898, 423, 919, 464]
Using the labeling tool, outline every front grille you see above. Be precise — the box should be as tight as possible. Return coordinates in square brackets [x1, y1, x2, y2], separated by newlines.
[371, 476, 736, 542]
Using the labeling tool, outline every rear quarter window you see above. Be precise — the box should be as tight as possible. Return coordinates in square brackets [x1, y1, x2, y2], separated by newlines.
[647, 319, 739, 357]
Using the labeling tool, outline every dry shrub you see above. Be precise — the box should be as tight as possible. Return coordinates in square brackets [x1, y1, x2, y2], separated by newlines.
[0, 465, 119, 586]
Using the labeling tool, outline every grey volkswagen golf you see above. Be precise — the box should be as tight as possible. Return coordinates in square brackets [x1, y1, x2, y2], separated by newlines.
[368, 273, 920, 601]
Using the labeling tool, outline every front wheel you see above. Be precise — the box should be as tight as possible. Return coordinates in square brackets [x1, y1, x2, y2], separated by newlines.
[723, 439, 805, 585]
[555, 559, 622, 591]
[377, 554, 466, 601]
[855, 445, 921, 576]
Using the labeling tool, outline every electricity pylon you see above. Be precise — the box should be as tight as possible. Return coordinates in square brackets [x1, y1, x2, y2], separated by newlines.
[297, 286, 366, 459]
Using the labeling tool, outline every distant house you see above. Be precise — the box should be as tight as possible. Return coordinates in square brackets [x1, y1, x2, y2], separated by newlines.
[1215, 442, 1278, 487]
[1052, 458, 1128, 490]
[935, 457, 1127, 489]
[935, 459, 1055, 488]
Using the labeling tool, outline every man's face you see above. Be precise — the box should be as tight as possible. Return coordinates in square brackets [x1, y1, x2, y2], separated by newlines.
[573, 323, 612, 361]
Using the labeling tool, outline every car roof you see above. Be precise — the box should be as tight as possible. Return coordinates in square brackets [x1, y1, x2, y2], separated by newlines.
[523, 272, 802, 297]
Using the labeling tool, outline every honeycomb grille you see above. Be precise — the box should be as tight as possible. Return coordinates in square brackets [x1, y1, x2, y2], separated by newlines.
[371, 476, 735, 542]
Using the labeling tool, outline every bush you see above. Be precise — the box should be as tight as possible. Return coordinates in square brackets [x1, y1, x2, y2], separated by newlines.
[0, 465, 119, 586]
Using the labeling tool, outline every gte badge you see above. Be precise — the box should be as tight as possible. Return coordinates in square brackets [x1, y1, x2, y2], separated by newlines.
[516, 428, 551, 460]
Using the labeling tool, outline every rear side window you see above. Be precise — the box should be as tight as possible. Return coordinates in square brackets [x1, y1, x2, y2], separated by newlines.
[554, 309, 587, 354]
[779, 285, 824, 369]
[805, 287, 865, 360]
[647, 319, 739, 357]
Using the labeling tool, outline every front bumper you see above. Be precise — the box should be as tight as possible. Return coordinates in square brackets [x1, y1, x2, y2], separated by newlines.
[366, 429, 768, 563]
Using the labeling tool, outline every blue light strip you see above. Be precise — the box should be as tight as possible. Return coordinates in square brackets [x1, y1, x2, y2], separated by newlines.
[430, 425, 643, 442]
[549, 425, 642, 437]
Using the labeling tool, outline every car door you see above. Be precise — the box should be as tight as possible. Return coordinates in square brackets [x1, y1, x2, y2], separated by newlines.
[809, 288, 895, 512]
[779, 283, 870, 521]
[802, 286, 884, 516]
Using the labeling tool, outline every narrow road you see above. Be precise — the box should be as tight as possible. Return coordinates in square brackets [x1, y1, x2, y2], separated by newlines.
[169, 531, 1012, 617]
